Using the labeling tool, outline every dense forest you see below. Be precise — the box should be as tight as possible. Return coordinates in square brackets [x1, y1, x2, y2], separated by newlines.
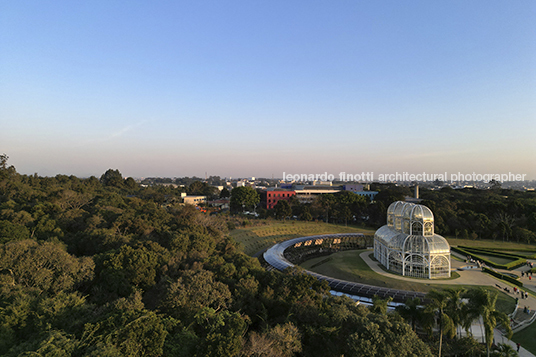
[374, 183, 536, 243]
[0, 155, 433, 356]
[0, 154, 527, 356]
[419, 187, 536, 243]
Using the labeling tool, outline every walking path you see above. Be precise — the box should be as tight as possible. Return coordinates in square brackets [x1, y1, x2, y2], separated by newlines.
[360, 250, 536, 356]
[494, 328, 533, 357]
[360, 251, 536, 309]
[264, 235, 536, 355]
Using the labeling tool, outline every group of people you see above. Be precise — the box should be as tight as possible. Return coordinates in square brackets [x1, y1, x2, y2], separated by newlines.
[521, 269, 533, 279]
[465, 256, 484, 268]
[513, 287, 530, 299]
[521, 262, 534, 288]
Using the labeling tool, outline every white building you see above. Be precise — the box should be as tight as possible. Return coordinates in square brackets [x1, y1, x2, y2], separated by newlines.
[374, 201, 450, 279]
[183, 195, 206, 206]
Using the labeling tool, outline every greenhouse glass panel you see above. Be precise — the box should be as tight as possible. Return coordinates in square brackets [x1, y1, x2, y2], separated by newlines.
[373, 201, 450, 279]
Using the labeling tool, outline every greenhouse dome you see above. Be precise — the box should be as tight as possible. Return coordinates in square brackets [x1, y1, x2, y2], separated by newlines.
[374, 201, 450, 279]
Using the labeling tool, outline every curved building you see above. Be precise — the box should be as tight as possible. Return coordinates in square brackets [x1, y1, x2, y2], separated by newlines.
[374, 201, 450, 279]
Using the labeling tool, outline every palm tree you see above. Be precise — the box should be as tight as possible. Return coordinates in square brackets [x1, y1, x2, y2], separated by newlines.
[396, 297, 423, 332]
[492, 343, 518, 357]
[444, 287, 468, 337]
[370, 295, 393, 315]
[466, 288, 513, 357]
[425, 290, 456, 357]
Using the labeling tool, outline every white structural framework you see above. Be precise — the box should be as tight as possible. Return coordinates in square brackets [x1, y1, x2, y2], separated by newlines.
[263, 233, 426, 302]
[374, 201, 451, 279]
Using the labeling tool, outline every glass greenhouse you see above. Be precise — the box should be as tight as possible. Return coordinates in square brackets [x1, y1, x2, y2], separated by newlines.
[374, 201, 451, 279]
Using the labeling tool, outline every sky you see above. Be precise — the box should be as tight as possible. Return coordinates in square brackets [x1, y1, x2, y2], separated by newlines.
[1, 1, 535, 180]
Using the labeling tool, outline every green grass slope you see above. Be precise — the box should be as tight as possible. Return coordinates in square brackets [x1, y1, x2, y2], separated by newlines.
[230, 220, 374, 256]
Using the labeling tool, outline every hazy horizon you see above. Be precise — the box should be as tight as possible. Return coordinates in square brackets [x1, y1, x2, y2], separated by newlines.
[2, 1, 535, 179]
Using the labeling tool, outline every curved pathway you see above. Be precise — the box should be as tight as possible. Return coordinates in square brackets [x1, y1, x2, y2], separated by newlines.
[263, 234, 536, 357]
[361, 250, 536, 357]
[264, 233, 426, 302]
[361, 250, 506, 286]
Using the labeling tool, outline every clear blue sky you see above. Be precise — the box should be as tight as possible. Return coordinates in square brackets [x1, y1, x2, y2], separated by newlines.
[2, 1, 535, 180]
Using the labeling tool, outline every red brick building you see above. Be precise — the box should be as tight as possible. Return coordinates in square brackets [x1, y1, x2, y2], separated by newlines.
[261, 189, 296, 209]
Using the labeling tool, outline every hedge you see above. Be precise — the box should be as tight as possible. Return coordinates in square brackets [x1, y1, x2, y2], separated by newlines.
[458, 245, 525, 260]
[482, 266, 523, 287]
[468, 247, 536, 259]
[451, 246, 527, 270]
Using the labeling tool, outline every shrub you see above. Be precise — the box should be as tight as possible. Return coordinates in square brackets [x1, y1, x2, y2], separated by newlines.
[482, 267, 523, 287]
[452, 246, 526, 270]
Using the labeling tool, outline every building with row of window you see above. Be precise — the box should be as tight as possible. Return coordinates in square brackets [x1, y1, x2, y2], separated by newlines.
[260, 189, 296, 209]
[374, 201, 451, 279]
[258, 183, 378, 209]
[183, 195, 207, 205]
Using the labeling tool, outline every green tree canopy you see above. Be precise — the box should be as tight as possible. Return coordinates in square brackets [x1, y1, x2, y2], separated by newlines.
[274, 200, 292, 220]
[100, 169, 124, 187]
[219, 187, 230, 198]
[465, 287, 512, 357]
[230, 186, 260, 213]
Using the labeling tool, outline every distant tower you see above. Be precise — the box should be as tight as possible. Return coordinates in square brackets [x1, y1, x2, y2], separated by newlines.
[414, 184, 419, 199]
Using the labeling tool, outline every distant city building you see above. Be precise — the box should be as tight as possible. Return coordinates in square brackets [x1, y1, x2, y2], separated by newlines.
[276, 184, 377, 203]
[260, 189, 296, 209]
[404, 184, 423, 203]
[208, 198, 229, 210]
[352, 191, 378, 201]
[374, 201, 451, 279]
[183, 195, 206, 206]
[293, 185, 341, 203]
[342, 184, 363, 192]
[312, 180, 332, 186]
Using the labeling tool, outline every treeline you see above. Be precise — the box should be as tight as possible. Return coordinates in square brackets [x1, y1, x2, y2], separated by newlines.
[0, 156, 432, 356]
[368, 183, 536, 243]
[418, 186, 536, 243]
[252, 183, 536, 244]
[397, 287, 513, 357]
[141, 175, 227, 188]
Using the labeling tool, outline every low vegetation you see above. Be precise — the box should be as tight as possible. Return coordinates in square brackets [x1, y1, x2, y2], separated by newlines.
[513, 321, 536, 355]
[300, 250, 516, 313]
[229, 220, 374, 256]
[451, 246, 526, 270]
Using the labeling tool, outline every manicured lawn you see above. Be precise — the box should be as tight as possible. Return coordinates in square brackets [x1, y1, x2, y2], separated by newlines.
[300, 249, 516, 314]
[470, 253, 517, 266]
[447, 238, 536, 251]
[229, 220, 375, 256]
[513, 322, 536, 356]
[509, 251, 536, 257]
[300, 250, 455, 292]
